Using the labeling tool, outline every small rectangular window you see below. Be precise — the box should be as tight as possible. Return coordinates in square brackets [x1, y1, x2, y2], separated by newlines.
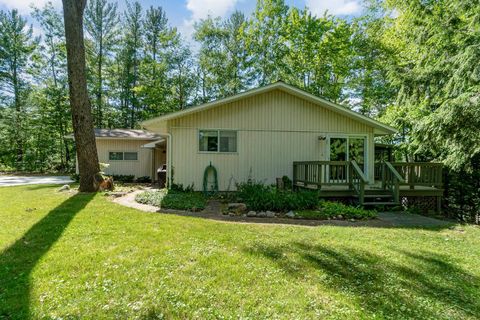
[199, 130, 219, 152]
[199, 130, 238, 153]
[124, 152, 138, 160]
[219, 130, 237, 152]
[109, 152, 123, 161]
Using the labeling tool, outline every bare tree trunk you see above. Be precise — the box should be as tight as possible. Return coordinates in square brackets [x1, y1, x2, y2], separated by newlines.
[62, 0, 100, 192]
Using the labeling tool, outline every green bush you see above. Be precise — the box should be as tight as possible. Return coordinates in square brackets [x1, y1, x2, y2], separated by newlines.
[236, 180, 318, 212]
[136, 190, 207, 211]
[297, 201, 377, 220]
[135, 176, 152, 183]
[112, 175, 135, 183]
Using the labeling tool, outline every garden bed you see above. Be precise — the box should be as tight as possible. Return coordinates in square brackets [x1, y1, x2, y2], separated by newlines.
[135, 189, 207, 211]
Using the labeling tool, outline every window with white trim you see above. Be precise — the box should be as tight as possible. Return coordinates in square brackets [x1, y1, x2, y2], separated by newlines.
[109, 151, 138, 161]
[199, 130, 237, 152]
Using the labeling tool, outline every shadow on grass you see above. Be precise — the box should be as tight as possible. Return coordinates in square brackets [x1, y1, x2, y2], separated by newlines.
[245, 242, 480, 319]
[0, 193, 94, 319]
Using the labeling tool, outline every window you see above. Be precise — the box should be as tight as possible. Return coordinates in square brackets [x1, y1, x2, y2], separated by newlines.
[109, 152, 123, 161]
[199, 130, 237, 153]
[124, 152, 138, 160]
[109, 151, 138, 161]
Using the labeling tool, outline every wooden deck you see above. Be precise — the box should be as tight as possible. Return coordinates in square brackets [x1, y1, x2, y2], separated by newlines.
[293, 161, 443, 210]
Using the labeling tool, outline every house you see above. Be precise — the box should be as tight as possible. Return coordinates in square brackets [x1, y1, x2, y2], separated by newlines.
[72, 129, 166, 180]
[141, 81, 396, 189]
[75, 81, 443, 210]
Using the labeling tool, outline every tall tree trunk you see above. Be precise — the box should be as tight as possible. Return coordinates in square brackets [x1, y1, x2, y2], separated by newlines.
[12, 55, 23, 166]
[97, 32, 103, 127]
[62, 0, 100, 192]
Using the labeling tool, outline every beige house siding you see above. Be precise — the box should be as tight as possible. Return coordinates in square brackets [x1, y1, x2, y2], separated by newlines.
[95, 139, 153, 179]
[165, 90, 375, 191]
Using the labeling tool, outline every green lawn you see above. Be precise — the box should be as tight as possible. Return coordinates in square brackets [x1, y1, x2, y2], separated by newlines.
[1, 186, 479, 319]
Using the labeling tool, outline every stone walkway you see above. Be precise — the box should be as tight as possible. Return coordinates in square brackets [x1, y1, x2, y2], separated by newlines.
[112, 190, 158, 213]
[112, 193, 453, 228]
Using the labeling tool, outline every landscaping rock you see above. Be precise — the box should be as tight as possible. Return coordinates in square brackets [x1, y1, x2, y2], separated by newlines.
[257, 211, 267, 218]
[228, 212, 235, 217]
[58, 184, 70, 192]
[266, 211, 275, 218]
[228, 203, 247, 213]
[286, 211, 295, 218]
[247, 211, 257, 217]
[336, 215, 343, 220]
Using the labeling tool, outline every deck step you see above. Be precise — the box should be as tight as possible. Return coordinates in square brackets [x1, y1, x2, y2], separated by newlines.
[362, 201, 399, 206]
[356, 194, 393, 198]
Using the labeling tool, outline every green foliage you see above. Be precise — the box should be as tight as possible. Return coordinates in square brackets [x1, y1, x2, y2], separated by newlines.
[135, 189, 206, 211]
[297, 201, 377, 220]
[444, 155, 480, 223]
[135, 176, 152, 183]
[236, 180, 318, 212]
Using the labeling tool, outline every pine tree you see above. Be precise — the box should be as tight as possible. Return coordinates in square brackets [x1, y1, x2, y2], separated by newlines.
[0, 10, 37, 167]
[85, 0, 119, 128]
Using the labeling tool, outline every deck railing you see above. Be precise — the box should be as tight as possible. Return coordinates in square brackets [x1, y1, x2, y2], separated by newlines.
[383, 162, 405, 203]
[390, 162, 443, 188]
[350, 160, 368, 204]
[292, 161, 350, 189]
[293, 160, 443, 206]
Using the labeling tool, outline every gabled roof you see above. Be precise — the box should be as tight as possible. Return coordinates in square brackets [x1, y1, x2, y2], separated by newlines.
[66, 129, 162, 140]
[141, 81, 397, 135]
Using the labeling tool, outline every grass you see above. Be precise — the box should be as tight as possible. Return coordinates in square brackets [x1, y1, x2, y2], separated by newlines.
[1, 185, 479, 319]
[135, 189, 207, 211]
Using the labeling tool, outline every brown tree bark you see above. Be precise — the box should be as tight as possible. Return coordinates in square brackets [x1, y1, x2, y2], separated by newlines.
[62, 0, 100, 192]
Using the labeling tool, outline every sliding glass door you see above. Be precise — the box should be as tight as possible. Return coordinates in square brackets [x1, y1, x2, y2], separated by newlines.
[328, 136, 367, 176]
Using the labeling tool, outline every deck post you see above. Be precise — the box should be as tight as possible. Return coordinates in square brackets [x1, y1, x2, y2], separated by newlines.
[436, 196, 442, 214]
[409, 165, 415, 189]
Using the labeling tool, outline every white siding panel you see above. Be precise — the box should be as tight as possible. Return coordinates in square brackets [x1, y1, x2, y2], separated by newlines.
[95, 139, 153, 179]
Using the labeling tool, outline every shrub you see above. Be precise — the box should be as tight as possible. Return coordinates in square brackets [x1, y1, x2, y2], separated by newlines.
[136, 176, 152, 183]
[236, 180, 318, 212]
[70, 173, 80, 182]
[112, 175, 135, 183]
[296, 201, 377, 220]
[171, 183, 194, 193]
[135, 190, 207, 211]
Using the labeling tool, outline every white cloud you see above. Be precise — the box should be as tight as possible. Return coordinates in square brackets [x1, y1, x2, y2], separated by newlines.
[0, 0, 61, 15]
[186, 0, 238, 21]
[305, 0, 362, 16]
[181, 0, 238, 42]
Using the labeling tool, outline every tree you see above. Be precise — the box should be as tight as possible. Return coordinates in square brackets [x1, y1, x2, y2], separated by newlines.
[194, 11, 250, 101]
[62, 0, 100, 192]
[119, 1, 143, 128]
[32, 3, 72, 171]
[136, 6, 176, 116]
[0, 10, 36, 167]
[282, 8, 354, 103]
[244, 0, 289, 85]
[85, 0, 119, 128]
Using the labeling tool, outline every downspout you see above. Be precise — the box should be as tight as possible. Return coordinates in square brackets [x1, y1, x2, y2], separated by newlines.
[165, 133, 172, 188]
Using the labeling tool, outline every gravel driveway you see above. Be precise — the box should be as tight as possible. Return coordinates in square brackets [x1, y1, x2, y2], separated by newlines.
[0, 175, 73, 187]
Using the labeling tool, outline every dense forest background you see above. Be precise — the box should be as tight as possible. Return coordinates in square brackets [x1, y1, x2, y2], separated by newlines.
[0, 0, 479, 218]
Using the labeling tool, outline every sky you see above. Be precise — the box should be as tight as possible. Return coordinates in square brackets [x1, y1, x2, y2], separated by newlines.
[0, 0, 364, 41]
